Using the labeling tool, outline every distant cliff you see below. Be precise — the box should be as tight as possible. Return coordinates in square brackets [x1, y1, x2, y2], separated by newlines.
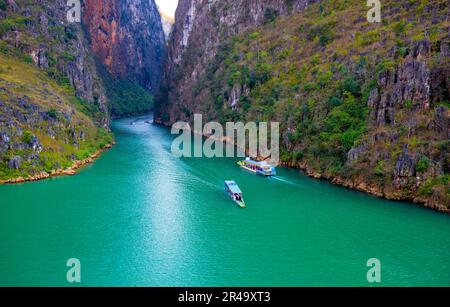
[83, 0, 166, 94]
[156, 0, 449, 211]
[157, 0, 316, 122]
[0, 0, 167, 119]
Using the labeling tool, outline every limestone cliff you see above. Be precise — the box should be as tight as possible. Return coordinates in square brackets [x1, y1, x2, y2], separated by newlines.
[157, 0, 316, 122]
[83, 0, 166, 93]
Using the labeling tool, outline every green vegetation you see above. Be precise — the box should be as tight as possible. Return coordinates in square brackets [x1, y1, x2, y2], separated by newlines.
[105, 78, 154, 117]
[263, 8, 279, 24]
[418, 174, 450, 207]
[416, 156, 430, 173]
[194, 0, 394, 174]
[46, 108, 59, 120]
[98, 66, 154, 117]
[21, 130, 34, 144]
[0, 15, 31, 35]
[0, 0, 7, 11]
[0, 53, 113, 181]
[307, 21, 336, 47]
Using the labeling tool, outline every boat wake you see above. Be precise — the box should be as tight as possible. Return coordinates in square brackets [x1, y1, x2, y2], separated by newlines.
[269, 176, 302, 187]
[194, 177, 222, 191]
[181, 165, 223, 191]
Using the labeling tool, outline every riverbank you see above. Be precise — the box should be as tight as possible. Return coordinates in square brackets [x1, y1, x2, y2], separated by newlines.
[0, 143, 116, 185]
[280, 160, 450, 214]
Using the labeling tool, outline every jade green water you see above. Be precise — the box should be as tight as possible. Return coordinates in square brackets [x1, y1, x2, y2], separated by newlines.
[1, 116, 449, 287]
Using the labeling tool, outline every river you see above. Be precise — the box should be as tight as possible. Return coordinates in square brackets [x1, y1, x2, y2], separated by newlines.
[1, 115, 449, 286]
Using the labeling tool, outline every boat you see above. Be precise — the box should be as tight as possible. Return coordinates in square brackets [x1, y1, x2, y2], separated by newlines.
[238, 158, 277, 176]
[224, 181, 246, 208]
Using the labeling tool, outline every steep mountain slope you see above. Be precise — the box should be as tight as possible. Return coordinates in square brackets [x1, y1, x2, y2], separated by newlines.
[0, 0, 113, 181]
[0, 0, 109, 123]
[83, 0, 166, 109]
[0, 53, 113, 182]
[0, 0, 165, 180]
[1, 0, 166, 118]
[157, 0, 317, 119]
[157, 0, 449, 211]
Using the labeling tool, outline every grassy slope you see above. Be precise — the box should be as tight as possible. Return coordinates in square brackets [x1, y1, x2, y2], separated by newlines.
[176, 0, 449, 206]
[0, 3, 83, 92]
[0, 53, 113, 180]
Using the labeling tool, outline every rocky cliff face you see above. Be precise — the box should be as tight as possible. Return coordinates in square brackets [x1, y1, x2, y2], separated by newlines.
[0, 52, 114, 182]
[0, 0, 165, 180]
[345, 39, 450, 209]
[83, 0, 166, 93]
[1, 0, 166, 118]
[1, 0, 109, 124]
[156, 0, 317, 123]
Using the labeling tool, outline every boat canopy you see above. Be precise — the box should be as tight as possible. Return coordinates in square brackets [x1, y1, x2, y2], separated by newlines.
[244, 158, 273, 168]
[225, 181, 242, 194]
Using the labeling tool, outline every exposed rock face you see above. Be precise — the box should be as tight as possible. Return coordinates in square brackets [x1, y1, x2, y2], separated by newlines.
[83, 0, 166, 93]
[432, 106, 449, 138]
[170, 0, 315, 64]
[1, 0, 167, 120]
[394, 146, 415, 182]
[368, 41, 433, 126]
[8, 156, 22, 170]
[347, 39, 450, 209]
[1, 0, 166, 181]
[0, 52, 115, 181]
[0, 0, 109, 124]
[157, 0, 317, 124]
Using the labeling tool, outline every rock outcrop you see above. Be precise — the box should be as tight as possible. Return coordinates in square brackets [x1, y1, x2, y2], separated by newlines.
[368, 41, 434, 126]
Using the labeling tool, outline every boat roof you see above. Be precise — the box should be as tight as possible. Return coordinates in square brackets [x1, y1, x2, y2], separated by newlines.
[244, 158, 274, 167]
[225, 181, 242, 194]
